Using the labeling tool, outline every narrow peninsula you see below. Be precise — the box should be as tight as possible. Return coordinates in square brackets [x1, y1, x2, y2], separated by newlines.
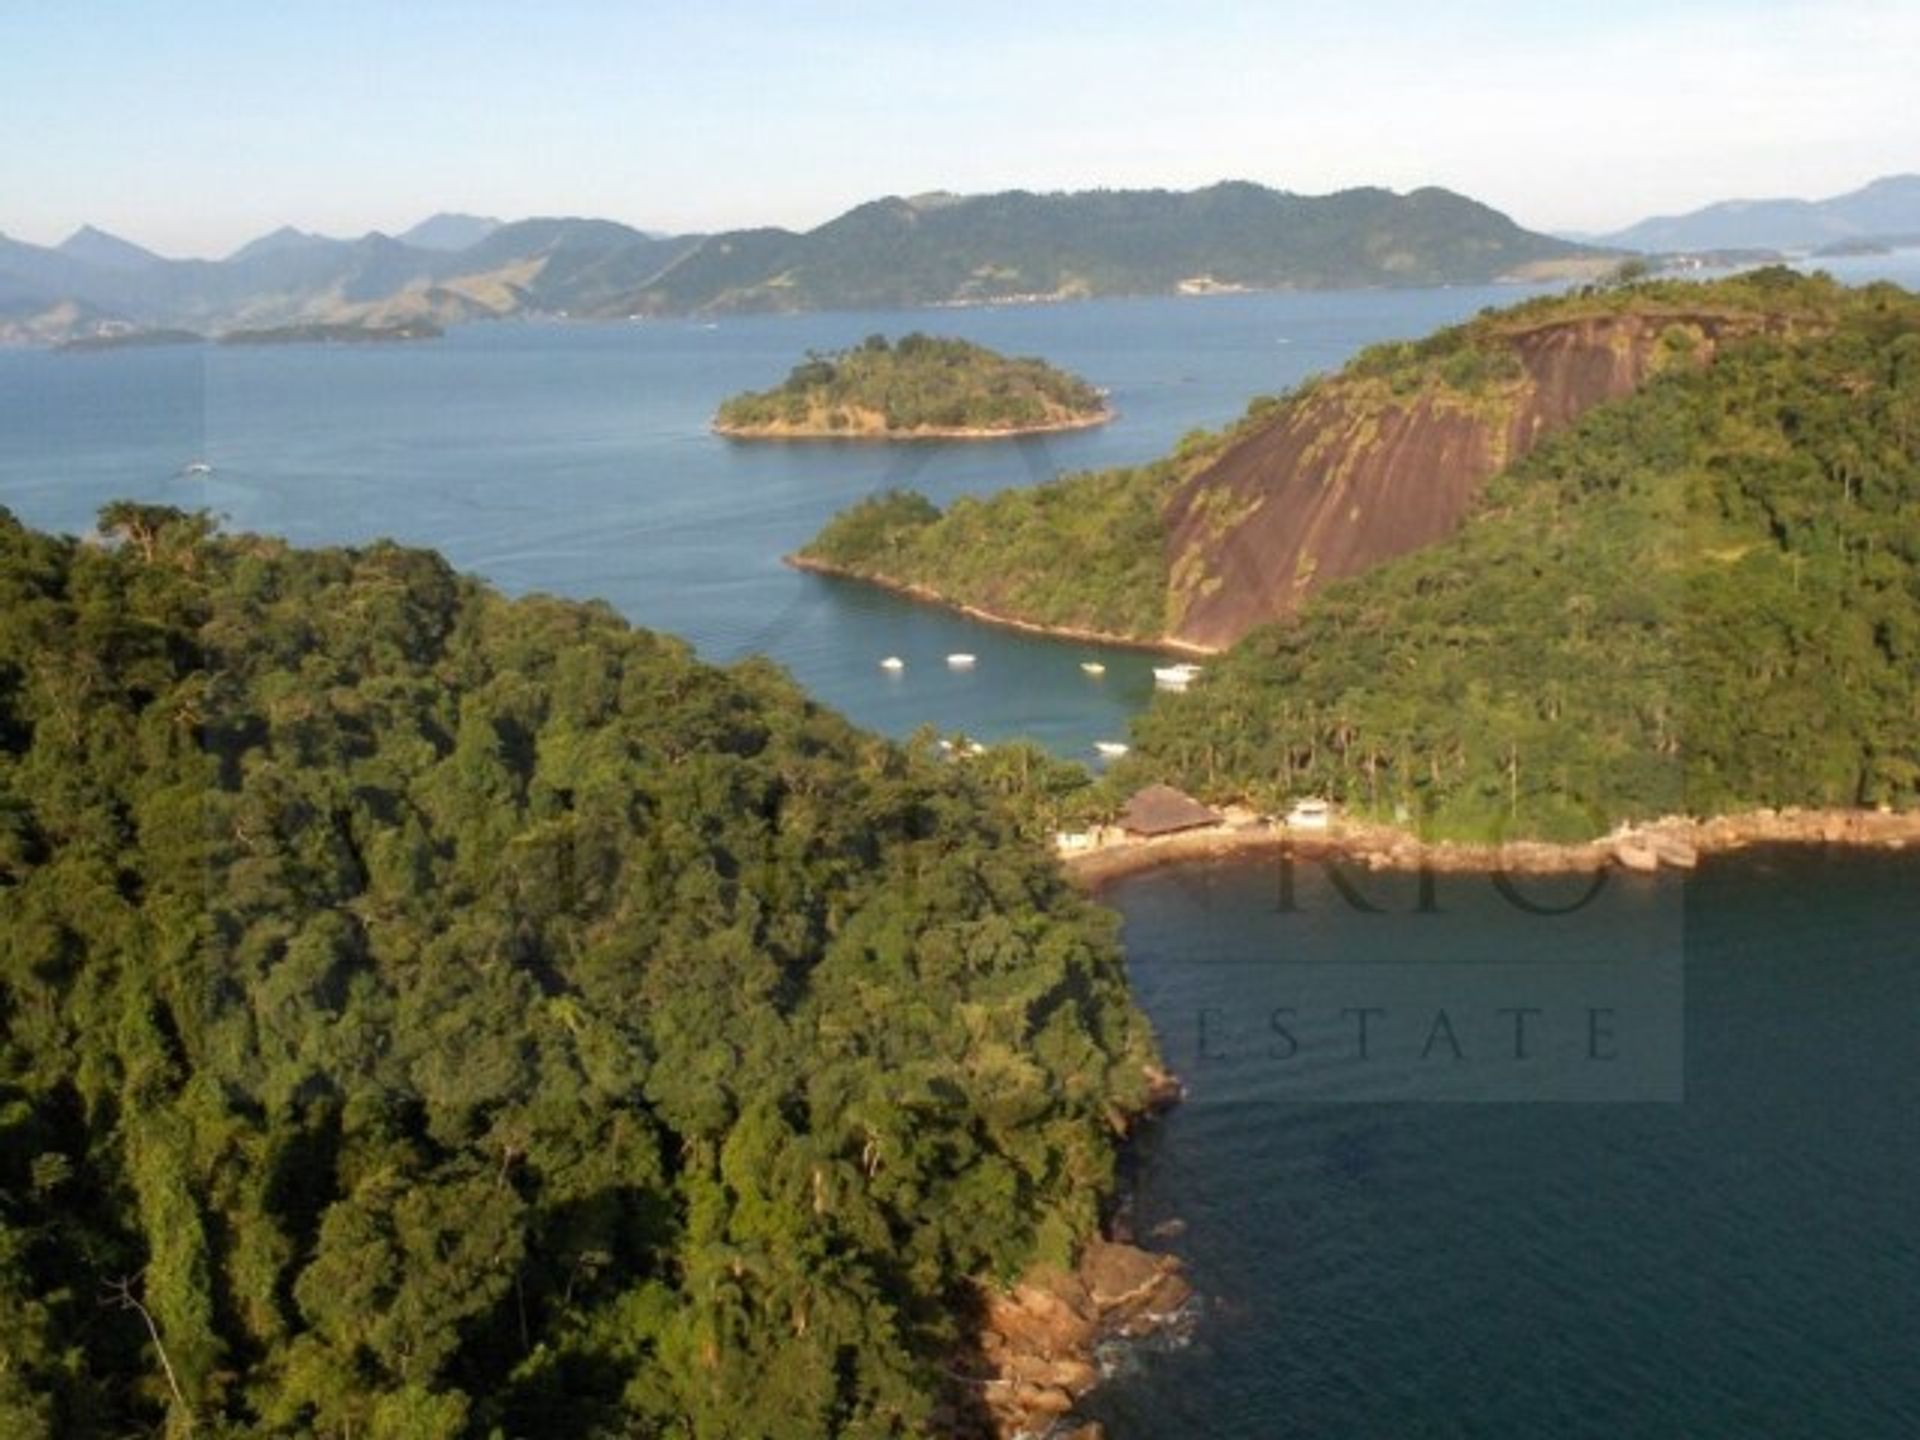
[713, 332, 1110, 439]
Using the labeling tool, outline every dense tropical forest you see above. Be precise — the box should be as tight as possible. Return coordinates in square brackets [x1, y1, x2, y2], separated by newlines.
[795, 420, 1253, 637]
[714, 333, 1107, 437]
[1117, 270, 1920, 838]
[0, 505, 1157, 1438]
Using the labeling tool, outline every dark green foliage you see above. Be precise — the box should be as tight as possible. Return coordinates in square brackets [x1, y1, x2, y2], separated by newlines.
[0, 509, 1156, 1436]
[1123, 278, 1920, 838]
[715, 333, 1105, 434]
[801, 460, 1173, 639]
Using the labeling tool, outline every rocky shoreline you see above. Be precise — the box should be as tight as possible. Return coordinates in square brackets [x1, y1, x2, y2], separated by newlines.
[941, 1066, 1190, 1440]
[949, 1239, 1194, 1440]
[785, 554, 1215, 658]
[1062, 806, 1920, 887]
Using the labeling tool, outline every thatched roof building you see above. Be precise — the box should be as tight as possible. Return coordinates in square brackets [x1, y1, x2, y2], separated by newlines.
[1119, 784, 1220, 837]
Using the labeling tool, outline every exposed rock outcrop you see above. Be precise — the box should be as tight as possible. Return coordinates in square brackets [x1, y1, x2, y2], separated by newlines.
[1162, 308, 1802, 649]
[946, 1240, 1194, 1439]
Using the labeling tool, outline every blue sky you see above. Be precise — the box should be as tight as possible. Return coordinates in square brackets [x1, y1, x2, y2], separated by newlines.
[5, 0, 1915, 256]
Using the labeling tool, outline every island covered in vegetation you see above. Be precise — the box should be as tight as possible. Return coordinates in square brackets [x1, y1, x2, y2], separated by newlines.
[0, 503, 1158, 1437]
[714, 333, 1109, 439]
[802, 270, 1920, 842]
[217, 319, 444, 345]
[55, 328, 206, 353]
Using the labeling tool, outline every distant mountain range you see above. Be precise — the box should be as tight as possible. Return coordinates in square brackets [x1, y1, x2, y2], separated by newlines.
[395, 212, 501, 251]
[0, 183, 1606, 344]
[1598, 174, 1920, 253]
[618, 183, 1599, 314]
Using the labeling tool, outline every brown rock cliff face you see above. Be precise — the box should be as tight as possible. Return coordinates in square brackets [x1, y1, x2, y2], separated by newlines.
[943, 1240, 1193, 1439]
[1162, 310, 1793, 650]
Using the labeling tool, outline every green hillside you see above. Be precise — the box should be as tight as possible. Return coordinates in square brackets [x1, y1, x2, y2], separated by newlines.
[0, 506, 1155, 1437]
[625, 183, 1601, 315]
[796, 269, 1854, 649]
[796, 430, 1215, 639]
[1119, 273, 1920, 838]
[716, 333, 1107, 437]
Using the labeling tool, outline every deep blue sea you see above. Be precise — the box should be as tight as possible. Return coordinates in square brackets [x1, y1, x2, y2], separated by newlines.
[1088, 847, 1920, 1438]
[5, 257, 1918, 1438]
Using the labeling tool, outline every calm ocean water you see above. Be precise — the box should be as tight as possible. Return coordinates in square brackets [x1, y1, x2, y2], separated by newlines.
[1087, 847, 1920, 1437]
[0, 285, 1554, 758]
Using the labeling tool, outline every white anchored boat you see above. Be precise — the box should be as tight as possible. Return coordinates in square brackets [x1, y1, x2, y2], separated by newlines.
[1080, 661, 1106, 676]
[1285, 798, 1332, 830]
[880, 656, 905, 672]
[1153, 662, 1202, 689]
[1094, 741, 1129, 759]
[946, 653, 976, 669]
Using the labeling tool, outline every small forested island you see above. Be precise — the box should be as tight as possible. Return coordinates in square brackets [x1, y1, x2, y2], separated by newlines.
[0, 503, 1160, 1437]
[800, 269, 1920, 842]
[713, 332, 1110, 439]
[55, 328, 205, 353]
[217, 319, 444, 345]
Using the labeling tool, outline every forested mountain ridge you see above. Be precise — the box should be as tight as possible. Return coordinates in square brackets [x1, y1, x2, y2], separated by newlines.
[2, 182, 1604, 343]
[0, 505, 1157, 1437]
[1117, 271, 1920, 839]
[798, 270, 1847, 650]
[617, 182, 1601, 315]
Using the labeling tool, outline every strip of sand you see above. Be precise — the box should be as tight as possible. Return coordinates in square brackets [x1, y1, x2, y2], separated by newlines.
[1061, 807, 1920, 887]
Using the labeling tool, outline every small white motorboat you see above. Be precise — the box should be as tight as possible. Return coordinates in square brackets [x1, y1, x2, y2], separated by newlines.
[1285, 798, 1332, 830]
[1080, 661, 1107, 676]
[181, 461, 214, 476]
[946, 653, 976, 669]
[1153, 662, 1202, 689]
[880, 656, 905, 672]
[1094, 741, 1129, 759]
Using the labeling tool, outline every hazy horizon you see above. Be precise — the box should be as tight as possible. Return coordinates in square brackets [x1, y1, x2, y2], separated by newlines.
[5, 0, 1917, 258]
[7, 169, 1920, 264]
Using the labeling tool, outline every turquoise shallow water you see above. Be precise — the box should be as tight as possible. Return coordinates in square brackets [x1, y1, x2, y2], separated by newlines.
[0, 285, 1550, 758]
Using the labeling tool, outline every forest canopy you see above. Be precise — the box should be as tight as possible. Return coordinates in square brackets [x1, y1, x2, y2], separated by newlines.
[1118, 275, 1920, 838]
[714, 333, 1107, 437]
[0, 506, 1156, 1438]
